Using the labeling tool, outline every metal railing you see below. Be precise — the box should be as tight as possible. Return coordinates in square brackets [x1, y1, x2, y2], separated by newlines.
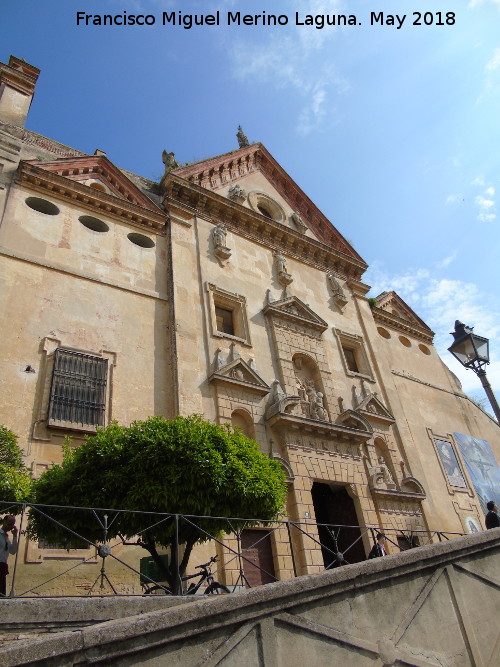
[0, 500, 465, 598]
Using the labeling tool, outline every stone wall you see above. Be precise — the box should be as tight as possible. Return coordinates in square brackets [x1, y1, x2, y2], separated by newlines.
[1, 528, 499, 666]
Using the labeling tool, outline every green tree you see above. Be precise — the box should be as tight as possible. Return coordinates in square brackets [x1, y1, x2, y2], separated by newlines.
[29, 415, 287, 593]
[0, 425, 32, 507]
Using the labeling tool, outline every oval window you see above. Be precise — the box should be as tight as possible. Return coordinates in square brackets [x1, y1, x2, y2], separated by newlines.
[127, 232, 155, 248]
[419, 344, 431, 356]
[79, 215, 109, 233]
[399, 335, 411, 348]
[377, 327, 391, 340]
[25, 197, 59, 216]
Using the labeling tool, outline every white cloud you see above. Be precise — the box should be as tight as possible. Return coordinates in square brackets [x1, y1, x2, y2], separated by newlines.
[445, 194, 462, 205]
[436, 252, 457, 268]
[486, 48, 500, 71]
[473, 180, 497, 223]
[229, 0, 347, 134]
[468, 0, 500, 8]
[366, 263, 500, 395]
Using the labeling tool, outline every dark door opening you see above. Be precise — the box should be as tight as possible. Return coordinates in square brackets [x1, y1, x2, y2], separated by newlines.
[311, 483, 366, 567]
[241, 529, 276, 587]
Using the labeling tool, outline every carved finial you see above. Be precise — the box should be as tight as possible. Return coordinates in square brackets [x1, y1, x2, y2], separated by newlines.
[162, 150, 180, 175]
[236, 125, 250, 148]
[214, 348, 225, 371]
[229, 341, 240, 362]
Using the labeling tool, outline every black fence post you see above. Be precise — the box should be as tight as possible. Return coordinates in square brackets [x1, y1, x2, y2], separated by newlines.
[9, 502, 26, 598]
[286, 521, 298, 578]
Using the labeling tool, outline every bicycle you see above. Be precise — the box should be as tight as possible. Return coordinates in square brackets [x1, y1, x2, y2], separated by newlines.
[143, 555, 230, 595]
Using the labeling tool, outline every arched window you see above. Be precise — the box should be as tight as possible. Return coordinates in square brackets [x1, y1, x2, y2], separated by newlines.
[231, 409, 255, 439]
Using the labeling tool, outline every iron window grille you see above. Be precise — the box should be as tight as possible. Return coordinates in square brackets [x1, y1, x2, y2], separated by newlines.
[48, 348, 108, 430]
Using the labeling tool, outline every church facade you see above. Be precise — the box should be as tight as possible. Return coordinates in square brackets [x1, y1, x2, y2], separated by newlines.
[1, 55, 499, 588]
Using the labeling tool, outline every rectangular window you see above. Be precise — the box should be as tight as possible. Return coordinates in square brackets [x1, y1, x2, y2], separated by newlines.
[207, 283, 251, 346]
[215, 306, 235, 336]
[48, 348, 108, 431]
[38, 539, 90, 550]
[334, 329, 374, 380]
[343, 347, 359, 373]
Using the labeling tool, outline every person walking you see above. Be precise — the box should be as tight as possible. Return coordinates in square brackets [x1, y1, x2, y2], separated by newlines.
[0, 515, 18, 597]
[368, 533, 387, 559]
[485, 501, 500, 529]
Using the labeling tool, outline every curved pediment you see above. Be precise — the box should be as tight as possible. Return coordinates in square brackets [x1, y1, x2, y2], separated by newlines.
[336, 409, 373, 433]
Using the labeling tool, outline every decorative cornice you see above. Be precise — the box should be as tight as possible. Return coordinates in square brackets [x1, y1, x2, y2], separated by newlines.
[164, 175, 367, 280]
[209, 372, 270, 395]
[0, 56, 40, 96]
[267, 411, 372, 444]
[263, 296, 329, 334]
[169, 143, 366, 265]
[370, 487, 426, 501]
[16, 161, 166, 233]
[372, 306, 434, 344]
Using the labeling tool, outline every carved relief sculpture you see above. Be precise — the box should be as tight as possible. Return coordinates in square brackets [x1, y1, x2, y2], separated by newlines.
[296, 377, 328, 421]
[162, 150, 180, 175]
[327, 271, 348, 306]
[291, 211, 308, 234]
[212, 222, 232, 261]
[274, 250, 293, 287]
[227, 183, 246, 203]
[369, 455, 397, 490]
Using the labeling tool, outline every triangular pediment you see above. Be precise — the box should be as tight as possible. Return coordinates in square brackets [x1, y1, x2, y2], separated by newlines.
[23, 155, 160, 211]
[375, 292, 433, 331]
[355, 394, 395, 424]
[18, 156, 165, 232]
[170, 143, 365, 263]
[209, 358, 270, 395]
[263, 295, 329, 333]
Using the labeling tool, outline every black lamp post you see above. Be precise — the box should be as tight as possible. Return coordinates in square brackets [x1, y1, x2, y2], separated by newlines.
[448, 320, 500, 422]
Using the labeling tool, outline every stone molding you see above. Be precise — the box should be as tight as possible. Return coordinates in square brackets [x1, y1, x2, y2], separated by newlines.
[171, 143, 366, 264]
[16, 160, 166, 233]
[163, 174, 367, 280]
[2, 530, 499, 666]
[0, 56, 40, 96]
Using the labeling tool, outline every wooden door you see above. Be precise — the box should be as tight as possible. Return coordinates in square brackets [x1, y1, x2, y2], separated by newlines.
[241, 530, 276, 587]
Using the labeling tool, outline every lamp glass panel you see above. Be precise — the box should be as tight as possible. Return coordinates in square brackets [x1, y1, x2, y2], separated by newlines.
[472, 336, 489, 362]
[451, 338, 476, 365]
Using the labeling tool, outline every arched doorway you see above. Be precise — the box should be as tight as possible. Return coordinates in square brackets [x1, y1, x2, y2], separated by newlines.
[311, 483, 366, 567]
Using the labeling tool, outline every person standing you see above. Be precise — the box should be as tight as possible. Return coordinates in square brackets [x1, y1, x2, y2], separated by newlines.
[485, 501, 500, 529]
[368, 533, 387, 559]
[0, 515, 18, 597]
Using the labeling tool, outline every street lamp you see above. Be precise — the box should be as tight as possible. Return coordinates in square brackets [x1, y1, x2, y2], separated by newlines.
[448, 320, 500, 422]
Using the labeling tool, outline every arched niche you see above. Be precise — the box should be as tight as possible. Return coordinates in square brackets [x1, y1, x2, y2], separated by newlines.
[231, 409, 255, 439]
[292, 353, 329, 421]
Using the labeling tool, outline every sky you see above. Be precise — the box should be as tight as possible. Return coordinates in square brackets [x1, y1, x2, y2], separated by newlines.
[2, 0, 500, 407]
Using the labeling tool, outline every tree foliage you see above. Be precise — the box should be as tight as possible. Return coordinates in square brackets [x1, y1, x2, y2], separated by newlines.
[0, 425, 32, 507]
[29, 415, 287, 591]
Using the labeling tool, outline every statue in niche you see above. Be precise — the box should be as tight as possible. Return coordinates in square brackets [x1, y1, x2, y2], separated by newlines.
[369, 454, 397, 490]
[378, 456, 395, 486]
[291, 211, 307, 234]
[212, 223, 231, 261]
[274, 250, 293, 287]
[295, 377, 328, 421]
[228, 184, 246, 203]
[327, 271, 348, 306]
[162, 150, 180, 175]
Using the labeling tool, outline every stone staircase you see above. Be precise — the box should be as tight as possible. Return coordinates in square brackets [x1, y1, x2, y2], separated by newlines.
[1, 529, 499, 666]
